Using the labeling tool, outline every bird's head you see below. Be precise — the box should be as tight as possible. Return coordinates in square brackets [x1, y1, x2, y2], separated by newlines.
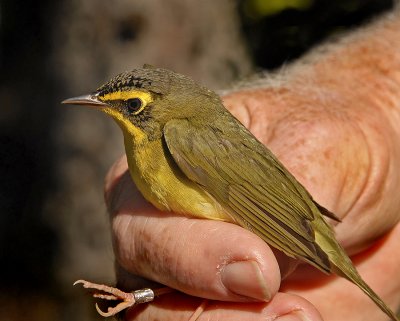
[62, 65, 222, 142]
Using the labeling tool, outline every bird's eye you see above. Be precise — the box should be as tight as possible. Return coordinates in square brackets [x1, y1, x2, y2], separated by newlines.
[126, 98, 143, 115]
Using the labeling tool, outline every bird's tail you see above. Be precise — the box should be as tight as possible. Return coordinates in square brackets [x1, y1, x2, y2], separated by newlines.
[332, 259, 399, 321]
[319, 229, 400, 321]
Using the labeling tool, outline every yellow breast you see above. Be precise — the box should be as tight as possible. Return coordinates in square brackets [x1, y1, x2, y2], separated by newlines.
[122, 131, 228, 221]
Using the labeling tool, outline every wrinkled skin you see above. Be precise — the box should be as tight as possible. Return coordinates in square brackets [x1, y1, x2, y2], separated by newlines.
[104, 11, 400, 321]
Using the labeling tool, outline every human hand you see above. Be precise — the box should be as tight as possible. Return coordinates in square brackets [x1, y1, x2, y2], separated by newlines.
[104, 81, 400, 320]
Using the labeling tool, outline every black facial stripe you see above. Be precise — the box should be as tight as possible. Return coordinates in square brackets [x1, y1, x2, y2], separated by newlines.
[132, 103, 152, 123]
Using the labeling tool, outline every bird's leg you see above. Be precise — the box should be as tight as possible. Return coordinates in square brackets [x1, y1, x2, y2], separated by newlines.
[74, 280, 174, 317]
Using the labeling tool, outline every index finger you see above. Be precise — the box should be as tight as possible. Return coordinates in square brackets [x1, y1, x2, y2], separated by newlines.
[104, 156, 297, 302]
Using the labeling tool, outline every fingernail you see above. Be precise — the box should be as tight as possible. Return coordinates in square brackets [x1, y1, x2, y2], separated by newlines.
[221, 260, 271, 301]
[276, 311, 312, 321]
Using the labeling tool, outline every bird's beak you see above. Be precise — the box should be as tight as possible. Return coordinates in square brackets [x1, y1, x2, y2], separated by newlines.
[61, 94, 107, 107]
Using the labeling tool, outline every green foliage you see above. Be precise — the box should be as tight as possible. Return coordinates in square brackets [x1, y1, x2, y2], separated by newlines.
[238, 0, 394, 69]
[244, 0, 313, 18]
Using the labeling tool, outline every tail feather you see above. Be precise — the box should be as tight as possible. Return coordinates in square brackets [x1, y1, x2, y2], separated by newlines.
[332, 260, 399, 321]
[314, 225, 399, 321]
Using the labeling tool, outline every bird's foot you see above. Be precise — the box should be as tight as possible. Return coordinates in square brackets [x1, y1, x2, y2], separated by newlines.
[74, 279, 173, 317]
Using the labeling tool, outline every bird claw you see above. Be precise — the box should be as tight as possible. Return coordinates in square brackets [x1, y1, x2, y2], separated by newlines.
[74, 279, 207, 320]
[74, 279, 157, 317]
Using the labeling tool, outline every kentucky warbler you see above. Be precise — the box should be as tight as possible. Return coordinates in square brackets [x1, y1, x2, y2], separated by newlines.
[63, 65, 399, 321]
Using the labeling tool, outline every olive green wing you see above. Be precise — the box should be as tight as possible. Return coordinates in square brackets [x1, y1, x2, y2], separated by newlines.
[163, 117, 331, 273]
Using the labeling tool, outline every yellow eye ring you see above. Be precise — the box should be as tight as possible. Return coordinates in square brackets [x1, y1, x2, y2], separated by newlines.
[127, 98, 145, 115]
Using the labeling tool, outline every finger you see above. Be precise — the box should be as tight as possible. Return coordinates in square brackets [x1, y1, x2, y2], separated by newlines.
[124, 292, 323, 321]
[223, 90, 400, 254]
[104, 157, 295, 302]
[266, 103, 399, 253]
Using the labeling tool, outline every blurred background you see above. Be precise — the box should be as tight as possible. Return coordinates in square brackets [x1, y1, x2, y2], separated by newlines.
[0, 0, 394, 320]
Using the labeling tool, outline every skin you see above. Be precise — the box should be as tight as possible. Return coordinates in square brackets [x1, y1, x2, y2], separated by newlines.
[103, 8, 400, 321]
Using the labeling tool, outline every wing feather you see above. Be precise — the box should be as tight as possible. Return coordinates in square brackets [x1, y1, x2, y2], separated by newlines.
[163, 117, 331, 272]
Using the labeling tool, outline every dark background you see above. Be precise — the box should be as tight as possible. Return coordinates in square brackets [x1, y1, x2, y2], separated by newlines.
[0, 0, 394, 320]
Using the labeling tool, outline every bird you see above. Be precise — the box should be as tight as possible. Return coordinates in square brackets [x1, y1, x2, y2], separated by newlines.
[63, 65, 399, 321]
